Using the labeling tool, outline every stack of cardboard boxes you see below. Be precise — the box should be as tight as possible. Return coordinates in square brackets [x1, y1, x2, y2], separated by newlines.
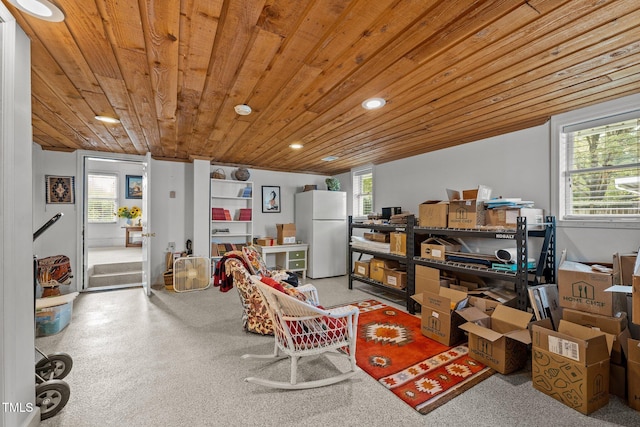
[412, 186, 640, 414]
[531, 320, 612, 414]
[411, 265, 534, 374]
[353, 231, 407, 289]
[255, 223, 297, 247]
[354, 258, 407, 289]
[528, 253, 640, 414]
[418, 185, 544, 230]
[409, 250, 640, 415]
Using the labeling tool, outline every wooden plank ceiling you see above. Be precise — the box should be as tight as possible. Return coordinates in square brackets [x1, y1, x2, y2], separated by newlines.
[4, 0, 640, 175]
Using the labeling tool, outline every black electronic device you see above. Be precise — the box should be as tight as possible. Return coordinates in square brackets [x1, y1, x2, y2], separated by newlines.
[381, 207, 401, 220]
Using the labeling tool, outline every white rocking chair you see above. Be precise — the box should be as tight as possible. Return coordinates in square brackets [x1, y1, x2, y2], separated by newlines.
[241, 277, 360, 389]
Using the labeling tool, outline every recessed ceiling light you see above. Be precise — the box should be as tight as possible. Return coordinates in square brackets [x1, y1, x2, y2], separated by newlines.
[8, 0, 65, 22]
[362, 97, 386, 110]
[289, 143, 303, 149]
[234, 104, 252, 115]
[95, 115, 121, 124]
[321, 156, 339, 161]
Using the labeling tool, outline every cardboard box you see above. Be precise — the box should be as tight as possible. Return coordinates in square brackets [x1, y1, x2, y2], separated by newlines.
[453, 272, 487, 289]
[615, 252, 638, 285]
[420, 237, 461, 261]
[411, 287, 476, 346]
[467, 287, 518, 307]
[448, 200, 487, 229]
[418, 200, 449, 228]
[531, 320, 611, 414]
[446, 186, 492, 229]
[256, 237, 276, 246]
[484, 207, 544, 229]
[558, 260, 626, 316]
[627, 295, 640, 338]
[415, 265, 441, 295]
[562, 308, 627, 335]
[459, 304, 532, 374]
[562, 308, 628, 365]
[610, 362, 626, 399]
[364, 232, 390, 243]
[369, 258, 400, 283]
[628, 338, 640, 411]
[453, 186, 492, 201]
[608, 253, 640, 326]
[354, 260, 370, 278]
[276, 223, 296, 245]
[389, 232, 406, 256]
[383, 268, 407, 289]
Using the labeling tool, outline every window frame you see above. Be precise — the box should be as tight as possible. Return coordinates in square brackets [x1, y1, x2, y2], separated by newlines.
[352, 166, 373, 220]
[551, 93, 640, 229]
[87, 172, 119, 224]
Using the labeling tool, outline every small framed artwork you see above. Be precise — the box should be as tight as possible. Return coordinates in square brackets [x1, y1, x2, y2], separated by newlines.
[46, 175, 75, 204]
[262, 186, 281, 213]
[126, 175, 143, 199]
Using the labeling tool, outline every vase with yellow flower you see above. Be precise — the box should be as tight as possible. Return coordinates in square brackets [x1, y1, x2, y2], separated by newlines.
[116, 206, 141, 226]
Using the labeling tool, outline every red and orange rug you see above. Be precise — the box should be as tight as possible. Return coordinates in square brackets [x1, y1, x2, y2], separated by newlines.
[353, 299, 494, 414]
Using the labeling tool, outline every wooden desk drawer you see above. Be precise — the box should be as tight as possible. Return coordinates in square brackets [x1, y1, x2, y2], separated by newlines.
[289, 250, 306, 260]
[288, 260, 306, 270]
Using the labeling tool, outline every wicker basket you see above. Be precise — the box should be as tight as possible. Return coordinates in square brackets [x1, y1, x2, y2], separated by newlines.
[163, 270, 174, 290]
[211, 168, 226, 180]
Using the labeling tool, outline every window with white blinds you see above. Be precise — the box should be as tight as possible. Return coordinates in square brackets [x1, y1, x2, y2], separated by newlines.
[88, 174, 118, 223]
[352, 168, 373, 219]
[561, 112, 640, 220]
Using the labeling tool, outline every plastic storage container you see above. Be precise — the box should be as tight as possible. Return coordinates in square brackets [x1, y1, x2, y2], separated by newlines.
[35, 292, 78, 337]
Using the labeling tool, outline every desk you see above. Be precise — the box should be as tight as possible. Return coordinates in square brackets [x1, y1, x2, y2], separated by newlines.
[124, 226, 142, 247]
[255, 243, 308, 281]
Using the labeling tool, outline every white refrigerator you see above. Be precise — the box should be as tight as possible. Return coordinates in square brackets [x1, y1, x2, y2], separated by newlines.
[295, 190, 347, 279]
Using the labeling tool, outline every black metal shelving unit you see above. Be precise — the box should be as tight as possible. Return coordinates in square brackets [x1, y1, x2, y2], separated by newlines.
[411, 216, 556, 311]
[348, 215, 416, 313]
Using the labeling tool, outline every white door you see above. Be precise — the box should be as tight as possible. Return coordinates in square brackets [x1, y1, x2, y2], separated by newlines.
[141, 152, 152, 296]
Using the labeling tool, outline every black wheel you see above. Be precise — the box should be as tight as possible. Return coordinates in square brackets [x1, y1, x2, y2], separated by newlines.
[35, 353, 73, 382]
[36, 380, 70, 420]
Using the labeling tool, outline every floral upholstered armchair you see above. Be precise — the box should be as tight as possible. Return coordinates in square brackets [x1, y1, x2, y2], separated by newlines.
[225, 246, 319, 335]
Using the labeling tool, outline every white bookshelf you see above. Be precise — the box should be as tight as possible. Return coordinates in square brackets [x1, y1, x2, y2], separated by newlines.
[210, 178, 254, 261]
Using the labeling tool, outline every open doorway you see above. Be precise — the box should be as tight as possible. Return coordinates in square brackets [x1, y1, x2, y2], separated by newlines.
[83, 156, 144, 291]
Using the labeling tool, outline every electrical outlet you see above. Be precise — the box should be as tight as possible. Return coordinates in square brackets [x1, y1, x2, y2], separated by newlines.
[168, 242, 175, 251]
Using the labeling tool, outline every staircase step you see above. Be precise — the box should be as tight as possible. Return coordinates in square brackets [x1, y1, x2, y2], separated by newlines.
[89, 271, 142, 287]
[93, 261, 142, 274]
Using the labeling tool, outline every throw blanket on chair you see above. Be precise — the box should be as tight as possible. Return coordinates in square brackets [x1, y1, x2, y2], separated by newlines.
[213, 251, 247, 292]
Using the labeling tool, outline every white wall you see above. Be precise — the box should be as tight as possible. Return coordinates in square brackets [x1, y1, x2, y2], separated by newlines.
[359, 118, 637, 263]
[32, 146, 79, 282]
[1, 11, 39, 426]
[375, 125, 550, 213]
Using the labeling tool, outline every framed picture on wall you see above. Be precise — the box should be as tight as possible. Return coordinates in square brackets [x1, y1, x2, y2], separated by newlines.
[262, 186, 281, 213]
[45, 175, 75, 204]
[126, 175, 143, 199]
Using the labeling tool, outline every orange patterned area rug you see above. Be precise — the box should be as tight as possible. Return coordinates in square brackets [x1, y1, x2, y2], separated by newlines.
[353, 299, 494, 414]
